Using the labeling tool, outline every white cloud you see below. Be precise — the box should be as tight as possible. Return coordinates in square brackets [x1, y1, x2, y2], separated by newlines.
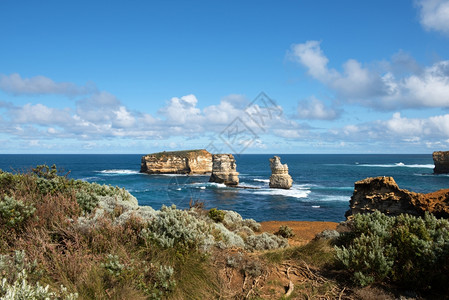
[327, 112, 449, 146]
[416, 0, 449, 35]
[0, 73, 96, 96]
[297, 97, 341, 120]
[289, 40, 331, 79]
[11, 103, 71, 125]
[158, 94, 202, 124]
[289, 41, 449, 109]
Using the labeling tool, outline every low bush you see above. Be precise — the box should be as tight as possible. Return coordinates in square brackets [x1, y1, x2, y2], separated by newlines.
[336, 211, 449, 293]
[275, 225, 294, 238]
[245, 232, 288, 251]
[0, 196, 36, 229]
[141, 205, 214, 251]
[208, 208, 225, 223]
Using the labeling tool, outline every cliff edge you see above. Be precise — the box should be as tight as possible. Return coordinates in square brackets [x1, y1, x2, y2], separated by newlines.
[346, 176, 449, 219]
[433, 151, 449, 174]
[140, 149, 212, 174]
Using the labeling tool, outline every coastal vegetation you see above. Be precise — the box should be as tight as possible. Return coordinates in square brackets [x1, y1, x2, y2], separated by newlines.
[0, 165, 448, 299]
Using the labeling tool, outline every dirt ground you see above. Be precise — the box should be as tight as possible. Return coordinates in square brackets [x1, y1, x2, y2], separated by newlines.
[214, 221, 346, 299]
[260, 220, 339, 246]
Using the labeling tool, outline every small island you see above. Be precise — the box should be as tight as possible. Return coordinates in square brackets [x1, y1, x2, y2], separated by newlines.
[140, 149, 212, 174]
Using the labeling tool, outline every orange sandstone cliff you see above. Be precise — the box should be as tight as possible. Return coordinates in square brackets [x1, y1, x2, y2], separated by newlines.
[346, 176, 449, 219]
[140, 149, 212, 174]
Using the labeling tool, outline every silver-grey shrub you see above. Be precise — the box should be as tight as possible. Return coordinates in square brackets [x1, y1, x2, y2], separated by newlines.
[245, 232, 288, 251]
[141, 205, 214, 251]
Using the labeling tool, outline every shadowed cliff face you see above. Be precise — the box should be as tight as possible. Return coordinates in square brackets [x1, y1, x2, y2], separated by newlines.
[433, 151, 449, 174]
[346, 176, 449, 219]
[209, 154, 239, 186]
[140, 149, 212, 174]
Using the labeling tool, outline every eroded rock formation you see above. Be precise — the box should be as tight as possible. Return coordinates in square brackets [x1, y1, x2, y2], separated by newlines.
[209, 154, 239, 186]
[269, 156, 293, 189]
[346, 176, 449, 219]
[140, 149, 212, 174]
[433, 151, 449, 174]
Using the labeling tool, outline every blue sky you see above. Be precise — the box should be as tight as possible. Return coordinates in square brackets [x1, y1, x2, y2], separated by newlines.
[1, 0, 449, 154]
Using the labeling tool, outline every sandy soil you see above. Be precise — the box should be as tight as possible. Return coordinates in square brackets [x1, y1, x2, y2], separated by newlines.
[260, 221, 339, 246]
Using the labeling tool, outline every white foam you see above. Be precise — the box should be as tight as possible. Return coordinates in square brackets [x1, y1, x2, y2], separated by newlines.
[188, 182, 228, 189]
[238, 182, 260, 189]
[254, 178, 269, 183]
[312, 205, 320, 208]
[253, 187, 310, 199]
[359, 163, 434, 169]
[319, 195, 351, 202]
[98, 169, 140, 175]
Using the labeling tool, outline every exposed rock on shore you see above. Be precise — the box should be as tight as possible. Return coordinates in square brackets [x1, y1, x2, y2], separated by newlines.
[269, 156, 292, 189]
[346, 176, 449, 218]
[209, 154, 239, 186]
[433, 151, 449, 174]
[140, 149, 212, 174]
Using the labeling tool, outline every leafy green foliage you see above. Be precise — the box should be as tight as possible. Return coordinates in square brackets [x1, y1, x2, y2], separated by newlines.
[76, 190, 99, 214]
[141, 205, 213, 251]
[336, 211, 449, 292]
[0, 196, 36, 229]
[245, 232, 288, 251]
[0, 251, 77, 299]
[208, 207, 225, 223]
[275, 225, 294, 238]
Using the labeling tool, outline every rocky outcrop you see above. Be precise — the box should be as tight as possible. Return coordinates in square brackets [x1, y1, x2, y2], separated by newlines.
[269, 156, 292, 189]
[209, 154, 239, 186]
[346, 176, 449, 219]
[433, 151, 449, 174]
[140, 149, 212, 174]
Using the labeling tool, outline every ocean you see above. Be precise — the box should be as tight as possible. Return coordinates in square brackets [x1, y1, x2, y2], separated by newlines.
[0, 154, 447, 222]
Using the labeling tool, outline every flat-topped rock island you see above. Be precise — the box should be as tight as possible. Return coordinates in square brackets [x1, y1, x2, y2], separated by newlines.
[140, 149, 212, 174]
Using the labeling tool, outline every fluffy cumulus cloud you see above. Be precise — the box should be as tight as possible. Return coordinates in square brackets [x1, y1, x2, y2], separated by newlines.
[297, 97, 341, 120]
[0, 73, 96, 96]
[0, 72, 302, 145]
[326, 112, 449, 148]
[289, 41, 449, 109]
[158, 94, 202, 124]
[416, 0, 449, 35]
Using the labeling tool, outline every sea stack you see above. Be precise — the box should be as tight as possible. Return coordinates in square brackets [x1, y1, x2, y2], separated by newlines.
[140, 149, 212, 174]
[209, 154, 239, 186]
[269, 156, 293, 189]
[433, 151, 449, 174]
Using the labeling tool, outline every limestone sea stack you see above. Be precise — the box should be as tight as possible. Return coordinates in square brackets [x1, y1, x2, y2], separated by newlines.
[345, 176, 449, 219]
[269, 156, 293, 189]
[433, 151, 449, 174]
[209, 154, 239, 186]
[140, 149, 212, 174]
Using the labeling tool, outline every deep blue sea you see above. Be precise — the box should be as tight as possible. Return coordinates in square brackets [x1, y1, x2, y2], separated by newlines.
[0, 154, 447, 222]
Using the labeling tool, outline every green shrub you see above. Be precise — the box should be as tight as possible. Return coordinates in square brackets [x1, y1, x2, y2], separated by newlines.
[275, 225, 294, 238]
[141, 205, 213, 251]
[153, 265, 176, 294]
[31, 164, 60, 180]
[0, 251, 77, 300]
[208, 208, 225, 223]
[76, 190, 99, 214]
[0, 196, 36, 229]
[101, 254, 126, 277]
[245, 232, 288, 251]
[336, 211, 449, 292]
